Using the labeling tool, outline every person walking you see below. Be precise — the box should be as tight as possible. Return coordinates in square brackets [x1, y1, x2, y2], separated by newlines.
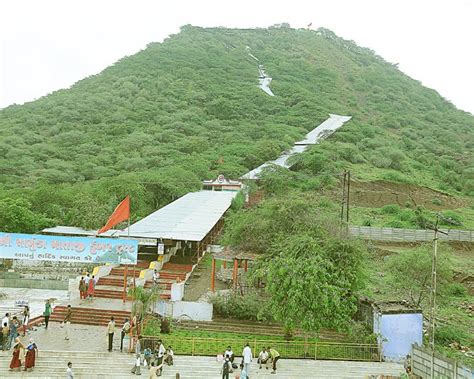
[242, 343, 252, 377]
[63, 305, 72, 340]
[121, 318, 131, 352]
[9, 337, 24, 371]
[155, 339, 165, 375]
[107, 316, 115, 352]
[131, 335, 142, 375]
[221, 357, 231, 379]
[2, 322, 10, 351]
[22, 306, 30, 336]
[87, 275, 96, 299]
[67, 361, 74, 378]
[43, 300, 52, 329]
[268, 346, 280, 374]
[9, 317, 19, 350]
[24, 338, 38, 371]
[79, 277, 87, 300]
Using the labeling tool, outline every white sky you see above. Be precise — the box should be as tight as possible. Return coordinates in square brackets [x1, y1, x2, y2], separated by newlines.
[1, 0, 473, 114]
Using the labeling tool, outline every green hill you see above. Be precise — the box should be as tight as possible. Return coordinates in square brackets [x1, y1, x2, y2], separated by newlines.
[0, 24, 472, 230]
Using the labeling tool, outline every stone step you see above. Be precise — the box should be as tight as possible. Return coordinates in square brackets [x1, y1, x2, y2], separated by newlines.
[162, 263, 193, 271]
[0, 351, 404, 378]
[110, 268, 141, 277]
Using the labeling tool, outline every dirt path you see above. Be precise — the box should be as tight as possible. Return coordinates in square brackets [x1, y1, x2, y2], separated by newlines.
[183, 255, 228, 301]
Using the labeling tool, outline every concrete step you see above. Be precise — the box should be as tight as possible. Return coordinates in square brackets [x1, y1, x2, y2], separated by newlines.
[0, 350, 404, 378]
[110, 268, 141, 277]
[162, 263, 193, 271]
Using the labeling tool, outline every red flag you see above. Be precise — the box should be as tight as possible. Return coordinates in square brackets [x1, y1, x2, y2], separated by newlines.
[97, 196, 130, 234]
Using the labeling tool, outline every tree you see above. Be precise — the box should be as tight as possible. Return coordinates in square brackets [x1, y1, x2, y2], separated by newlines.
[251, 234, 366, 334]
[225, 193, 367, 334]
[386, 245, 453, 308]
[0, 197, 52, 233]
[128, 285, 162, 321]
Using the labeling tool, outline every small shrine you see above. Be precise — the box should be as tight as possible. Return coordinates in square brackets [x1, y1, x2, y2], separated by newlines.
[202, 174, 242, 192]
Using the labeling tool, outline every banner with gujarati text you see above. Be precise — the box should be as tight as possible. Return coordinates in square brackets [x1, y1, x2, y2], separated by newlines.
[0, 232, 138, 264]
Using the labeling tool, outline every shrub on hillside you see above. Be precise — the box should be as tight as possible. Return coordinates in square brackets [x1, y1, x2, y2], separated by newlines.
[381, 204, 400, 215]
[210, 292, 273, 322]
[436, 325, 468, 346]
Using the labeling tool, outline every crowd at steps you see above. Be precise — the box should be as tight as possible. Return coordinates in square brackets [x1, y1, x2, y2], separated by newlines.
[1, 302, 284, 379]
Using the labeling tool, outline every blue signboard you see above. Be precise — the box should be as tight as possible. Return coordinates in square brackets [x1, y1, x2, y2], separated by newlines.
[0, 232, 138, 264]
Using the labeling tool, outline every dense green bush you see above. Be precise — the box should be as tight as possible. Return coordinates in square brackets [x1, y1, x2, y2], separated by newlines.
[381, 204, 401, 215]
[210, 292, 272, 322]
[436, 325, 469, 345]
[0, 25, 472, 232]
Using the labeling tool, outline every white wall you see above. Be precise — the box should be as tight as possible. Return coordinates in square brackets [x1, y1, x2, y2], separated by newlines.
[172, 301, 213, 321]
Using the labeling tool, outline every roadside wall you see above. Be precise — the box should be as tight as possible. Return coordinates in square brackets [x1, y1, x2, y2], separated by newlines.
[374, 312, 423, 362]
[412, 344, 474, 378]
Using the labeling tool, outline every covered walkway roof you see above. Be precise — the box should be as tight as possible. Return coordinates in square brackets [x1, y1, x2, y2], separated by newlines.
[119, 190, 237, 242]
[241, 114, 351, 180]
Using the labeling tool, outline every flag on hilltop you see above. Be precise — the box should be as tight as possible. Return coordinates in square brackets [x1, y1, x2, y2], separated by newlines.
[97, 196, 130, 234]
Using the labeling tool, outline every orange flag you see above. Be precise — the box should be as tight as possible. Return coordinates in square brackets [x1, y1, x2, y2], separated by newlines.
[97, 196, 130, 234]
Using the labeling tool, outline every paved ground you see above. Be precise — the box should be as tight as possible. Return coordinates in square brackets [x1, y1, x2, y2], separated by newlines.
[22, 323, 124, 352]
[0, 288, 68, 318]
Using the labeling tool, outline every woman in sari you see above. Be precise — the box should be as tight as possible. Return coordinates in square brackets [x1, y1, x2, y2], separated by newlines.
[79, 277, 86, 300]
[24, 338, 38, 371]
[9, 337, 24, 371]
[87, 275, 96, 299]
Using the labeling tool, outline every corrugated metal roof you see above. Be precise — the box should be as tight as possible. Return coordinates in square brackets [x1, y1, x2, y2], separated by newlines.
[294, 114, 352, 145]
[41, 226, 156, 246]
[42, 226, 119, 237]
[119, 190, 237, 242]
[241, 114, 351, 180]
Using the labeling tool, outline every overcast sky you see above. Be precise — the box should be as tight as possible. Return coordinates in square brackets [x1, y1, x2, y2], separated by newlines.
[1, 0, 473, 114]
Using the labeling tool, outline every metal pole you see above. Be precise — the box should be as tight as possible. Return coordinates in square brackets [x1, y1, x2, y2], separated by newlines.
[340, 171, 347, 224]
[429, 218, 439, 379]
[346, 171, 350, 224]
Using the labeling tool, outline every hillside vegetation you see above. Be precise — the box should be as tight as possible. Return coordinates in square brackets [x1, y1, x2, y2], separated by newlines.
[0, 24, 472, 230]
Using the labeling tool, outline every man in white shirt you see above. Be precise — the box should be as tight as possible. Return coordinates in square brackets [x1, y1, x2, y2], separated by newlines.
[1, 313, 9, 328]
[84, 274, 90, 286]
[152, 270, 160, 285]
[224, 346, 234, 363]
[67, 362, 74, 378]
[242, 343, 252, 376]
[156, 339, 166, 375]
[107, 316, 115, 352]
[258, 347, 269, 369]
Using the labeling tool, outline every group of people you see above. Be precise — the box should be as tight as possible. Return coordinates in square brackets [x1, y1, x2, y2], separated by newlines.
[78, 273, 97, 300]
[131, 335, 174, 377]
[221, 344, 280, 378]
[1, 306, 33, 351]
[8, 336, 38, 372]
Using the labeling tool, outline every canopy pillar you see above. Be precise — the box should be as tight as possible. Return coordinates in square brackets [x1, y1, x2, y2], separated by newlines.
[233, 258, 238, 289]
[211, 257, 216, 292]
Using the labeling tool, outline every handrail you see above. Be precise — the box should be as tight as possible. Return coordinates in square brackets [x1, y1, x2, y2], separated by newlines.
[140, 335, 380, 361]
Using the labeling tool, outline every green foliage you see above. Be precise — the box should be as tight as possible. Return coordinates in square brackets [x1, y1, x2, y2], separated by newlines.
[0, 25, 472, 232]
[252, 234, 366, 333]
[446, 283, 467, 297]
[386, 245, 453, 307]
[210, 292, 272, 321]
[0, 197, 52, 233]
[435, 325, 469, 346]
[128, 286, 161, 321]
[381, 204, 401, 215]
[225, 192, 367, 334]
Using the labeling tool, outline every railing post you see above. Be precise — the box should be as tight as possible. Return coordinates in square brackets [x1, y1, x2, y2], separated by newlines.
[314, 342, 318, 360]
[192, 337, 195, 356]
[253, 339, 257, 355]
